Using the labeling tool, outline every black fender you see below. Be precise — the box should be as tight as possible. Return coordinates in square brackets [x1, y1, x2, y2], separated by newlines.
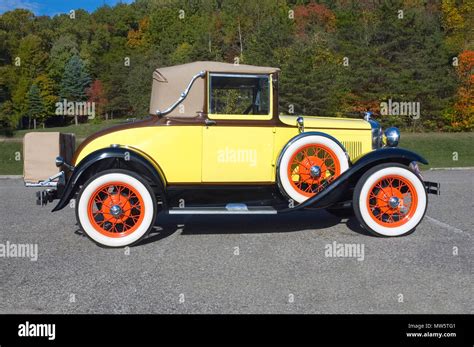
[279, 147, 428, 212]
[52, 147, 166, 212]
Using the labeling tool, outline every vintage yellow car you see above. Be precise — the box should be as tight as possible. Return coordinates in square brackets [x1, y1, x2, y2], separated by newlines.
[25, 61, 439, 247]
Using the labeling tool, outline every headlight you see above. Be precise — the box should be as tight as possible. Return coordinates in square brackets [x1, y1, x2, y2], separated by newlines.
[384, 127, 400, 147]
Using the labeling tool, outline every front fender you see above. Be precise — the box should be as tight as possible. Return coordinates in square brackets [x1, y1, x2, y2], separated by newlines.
[279, 147, 428, 212]
[351, 147, 428, 166]
[52, 147, 165, 212]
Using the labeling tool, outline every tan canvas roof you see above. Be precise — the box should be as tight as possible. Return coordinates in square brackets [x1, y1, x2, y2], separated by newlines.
[149, 61, 280, 117]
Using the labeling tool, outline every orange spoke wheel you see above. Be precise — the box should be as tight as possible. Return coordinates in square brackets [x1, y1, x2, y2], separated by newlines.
[367, 175, 418, 227]
[287, 144, 341, 197]
[87, 182, 145, 238]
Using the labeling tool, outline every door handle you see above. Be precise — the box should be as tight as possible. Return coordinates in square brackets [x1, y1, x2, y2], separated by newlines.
[205, 119, 217, 126]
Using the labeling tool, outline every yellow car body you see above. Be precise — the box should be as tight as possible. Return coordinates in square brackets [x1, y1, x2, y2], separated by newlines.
[74, 116, 372, 185]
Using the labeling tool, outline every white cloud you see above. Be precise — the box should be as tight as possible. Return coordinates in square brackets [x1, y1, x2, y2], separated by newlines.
[0, 0, 41, 14]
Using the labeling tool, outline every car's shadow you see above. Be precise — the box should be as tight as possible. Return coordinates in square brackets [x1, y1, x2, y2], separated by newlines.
[140, 209, 373, 245]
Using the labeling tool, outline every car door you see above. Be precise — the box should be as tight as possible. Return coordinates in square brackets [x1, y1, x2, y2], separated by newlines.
[202, 73, 275, 183]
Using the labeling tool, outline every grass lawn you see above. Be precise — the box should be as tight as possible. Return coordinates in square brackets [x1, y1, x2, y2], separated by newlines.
[10, 118, 124, 139]
[0, 142, 23, 175]
[0, 128, 472, 175]
[401, 132, 474, 169]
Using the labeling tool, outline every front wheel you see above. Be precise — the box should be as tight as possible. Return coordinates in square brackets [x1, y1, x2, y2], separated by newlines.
[353, 163, 427, 237]
[278, 135, 349, 203]
[76, 169, 157, 247]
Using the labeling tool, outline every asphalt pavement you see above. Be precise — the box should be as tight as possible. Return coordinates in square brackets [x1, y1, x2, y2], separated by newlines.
[0, 170, 472, 313]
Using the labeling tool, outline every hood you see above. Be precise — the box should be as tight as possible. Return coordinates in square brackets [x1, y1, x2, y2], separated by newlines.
[279, 115, 370, 130]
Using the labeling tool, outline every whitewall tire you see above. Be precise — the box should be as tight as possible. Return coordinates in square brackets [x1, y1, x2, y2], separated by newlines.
[278, 135, 349, 203]
[76, 169, 157, 247]
[353, 163, 427, 237]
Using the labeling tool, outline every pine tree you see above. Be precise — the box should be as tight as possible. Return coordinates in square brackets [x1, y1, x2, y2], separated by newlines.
[26, 84, 45, 129]
[59, 55, 91, 125]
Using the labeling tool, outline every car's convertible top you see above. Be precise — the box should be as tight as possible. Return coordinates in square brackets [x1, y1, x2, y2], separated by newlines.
[149, 61, 280, 118]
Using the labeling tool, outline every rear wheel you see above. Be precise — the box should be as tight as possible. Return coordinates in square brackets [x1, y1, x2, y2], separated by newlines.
[353, 163, 427, 237]
[76, 169, 157, 247]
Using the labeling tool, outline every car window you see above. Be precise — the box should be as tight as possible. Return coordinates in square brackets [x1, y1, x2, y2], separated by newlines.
[209, 74, 270, 115]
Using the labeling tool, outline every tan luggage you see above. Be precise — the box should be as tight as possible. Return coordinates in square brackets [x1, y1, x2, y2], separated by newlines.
[23, 132, 75, 183]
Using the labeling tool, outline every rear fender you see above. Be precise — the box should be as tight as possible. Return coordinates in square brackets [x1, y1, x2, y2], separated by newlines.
[52, 147, 166, 212]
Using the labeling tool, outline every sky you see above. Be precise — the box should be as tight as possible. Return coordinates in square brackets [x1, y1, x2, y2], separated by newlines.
[0, 0, 135, 16]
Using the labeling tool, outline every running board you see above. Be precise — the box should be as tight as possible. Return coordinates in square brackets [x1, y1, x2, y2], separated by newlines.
[169, 204, 277, 215]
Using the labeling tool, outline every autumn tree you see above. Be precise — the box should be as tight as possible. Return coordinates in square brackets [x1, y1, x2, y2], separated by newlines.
[86, 80, 108, 119]
[451, 50, 474, 130]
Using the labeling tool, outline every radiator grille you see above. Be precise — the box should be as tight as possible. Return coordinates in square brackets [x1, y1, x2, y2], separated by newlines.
[341, 141, 363, 159]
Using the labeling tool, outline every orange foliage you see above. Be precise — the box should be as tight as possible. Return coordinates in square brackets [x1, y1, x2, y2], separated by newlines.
[294, 2, 336, 37]
[345, 93, 380, 114]
[127, 16, 150, 47]
[452, 50, 474, 130]
[86, 80, 108, 116]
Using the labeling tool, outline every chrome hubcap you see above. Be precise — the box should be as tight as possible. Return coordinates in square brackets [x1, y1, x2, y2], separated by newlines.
[388, 196, 400, 209]
[310, 165, 321, 178]
[110, 205, 123, 218]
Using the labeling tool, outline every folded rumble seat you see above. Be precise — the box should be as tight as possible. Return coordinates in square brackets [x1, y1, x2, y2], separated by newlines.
[23, 132, 75, 183]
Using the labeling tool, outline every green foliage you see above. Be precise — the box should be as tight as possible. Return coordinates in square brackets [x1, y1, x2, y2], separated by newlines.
[34, 74, 57, 117]
[124, 52, 162, 116]
[15, 34, 48, 79]
[48, 34, 79, 84]
[58, 55, 91, 124]
[26, 84, 45, 127]
[0, 0, 471, 132]
[11, 75, 30, 125]
[0, 100, 15, 134]
[59, 55, 91, 101]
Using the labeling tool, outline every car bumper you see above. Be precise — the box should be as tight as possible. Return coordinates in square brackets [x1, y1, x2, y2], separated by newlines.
[25, 171, 66, 206]
[424, 181, 440, 195]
